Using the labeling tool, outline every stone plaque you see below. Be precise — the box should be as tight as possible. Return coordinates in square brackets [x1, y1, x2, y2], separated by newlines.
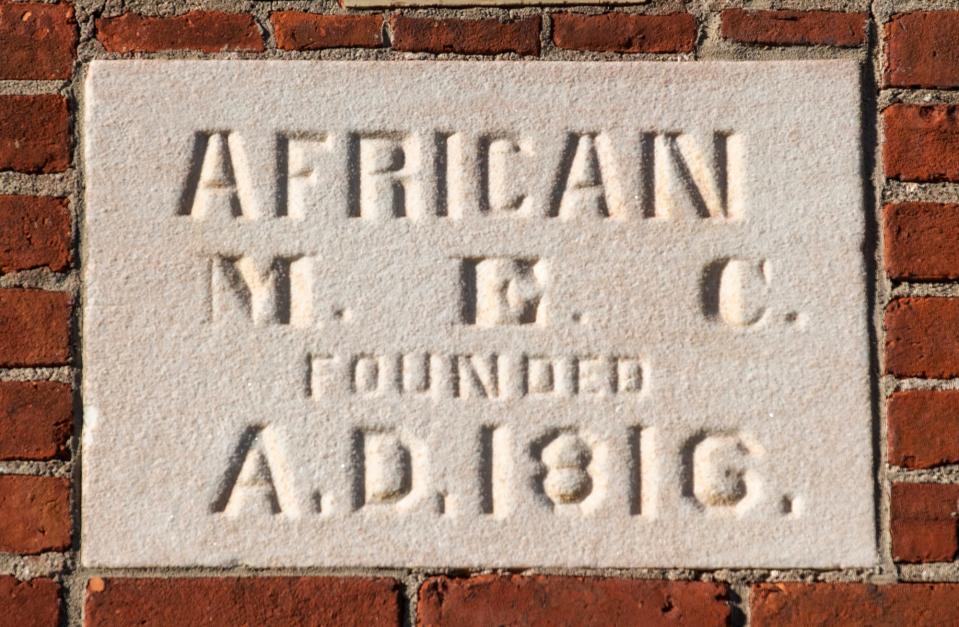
[83, 60, 873, 568]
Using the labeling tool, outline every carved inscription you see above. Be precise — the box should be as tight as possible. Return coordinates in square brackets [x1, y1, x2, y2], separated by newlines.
[209, 423, 789, 521]
[306, 353, 643, 399]
[178, 124, 805, 526]
[179, 130, 744, 221]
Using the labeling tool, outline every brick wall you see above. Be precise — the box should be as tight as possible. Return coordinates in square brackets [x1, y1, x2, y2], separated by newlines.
[0, 1, 958, 625]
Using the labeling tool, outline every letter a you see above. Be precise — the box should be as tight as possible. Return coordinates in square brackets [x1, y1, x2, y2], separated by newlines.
[179, 131, 257, 220]
[211, 425, 299, 517]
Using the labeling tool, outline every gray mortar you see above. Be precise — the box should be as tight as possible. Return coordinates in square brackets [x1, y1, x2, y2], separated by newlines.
[1, 1, 957, 625]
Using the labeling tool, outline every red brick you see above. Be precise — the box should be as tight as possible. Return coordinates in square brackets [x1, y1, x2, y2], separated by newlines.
[891, 482, 959, 563]
[0, 577, 60, 627]
[552, 13, 696, 54]
[96, 11, 264, 53]
[0, 382, 71, 461]
[0, 3, 76, 80]
[884, 105, 959, 183]
[884, 202, 959, 280]
[272, 12, 383, 50]
[390, 15, 540, 56]
[751, 582, 959, 626]
[0, 475, 70, 554]
[0, 290, 71, 367]
[84, 577, 400, 626]
[0, 196, 70, 274]
[885, 298, 959, 378]
[889, 390, 959, 468]
[0, 95, 69, 174]
[721, 10, 865, 47]
[886, 12, 959, 88]
[417, 575, 729, 626]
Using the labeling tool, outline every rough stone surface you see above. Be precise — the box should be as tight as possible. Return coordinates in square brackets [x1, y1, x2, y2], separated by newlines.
[0, 95, 70, 174]
[0, 195, 71, 274]
[0, 2, 77, 80]
[885, 297, 959, 379]
[418, 575, 730, 626]
[390, 16, 540, 56]
[272, 13, 384, 50]
[884, 202, 959, 280]
[886, 11, 959, 89]
[0, 289, 71, 367]
[82, 60, 871, 568]
[721, 10, 866, 47]
[552, 13, 696, 54]
[751, 582, 959, 626]
[888, 389, 959, 469]
[891, 482, 959, 563]
[96, 11, 265, 53]
[884, 105, 959, 183]
[84, 577, 401, 626]
[0, 577, 60, 627]
[0, 475, 71, 554]
[0, 381, 72, 461]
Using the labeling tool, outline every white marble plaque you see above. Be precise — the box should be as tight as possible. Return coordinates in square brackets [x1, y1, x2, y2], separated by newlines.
[82, 60, 874, 568]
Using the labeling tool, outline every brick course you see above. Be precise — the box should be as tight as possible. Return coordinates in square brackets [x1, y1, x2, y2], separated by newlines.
[552, 13, 697, 54]
[884, 202, 959, 280]
[751, 583, 959, 625]
[885, 298, 959, 378]
[390, 16, 541, 56]
[884, 105, 959, 183]
[891, 482, 959, 563]
[418, 575, 730, 626]
[273, 13, 384, 50]
[0, 290, 70, 367]
[721, 10, 866, 47]
[0, 3, 76, 80]
[0, 381, 71, 461]
[97, 12, 265, 53]
[0, 475, 70, 554]
[0, 577, 60, 627]
[0, 196, 71, 274]
[0, 95, 70, 174]
[84, 577, 401, 626]
[888, 390, 959, 468]
[886, 12, 959, 88]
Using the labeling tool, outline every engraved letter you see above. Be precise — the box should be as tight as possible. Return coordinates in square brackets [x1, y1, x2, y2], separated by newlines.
[352, 355, 381, 395]
[456, 355, 499, 399]
[685, 432, 761, 510]
[209, 255, 313, 326]
[652, 132, 742, 220]
[354, 430, 421, 509]
[461, 257, 548, 326]
[212, 425, 299, 517]
[702, 258, 769, 327]
[552, 133, 625, 220]
[350, 133, 424, 220]
[482, 136, 531, 215]
[179, 131, 257, 220]
[280, 133, 330, 219]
